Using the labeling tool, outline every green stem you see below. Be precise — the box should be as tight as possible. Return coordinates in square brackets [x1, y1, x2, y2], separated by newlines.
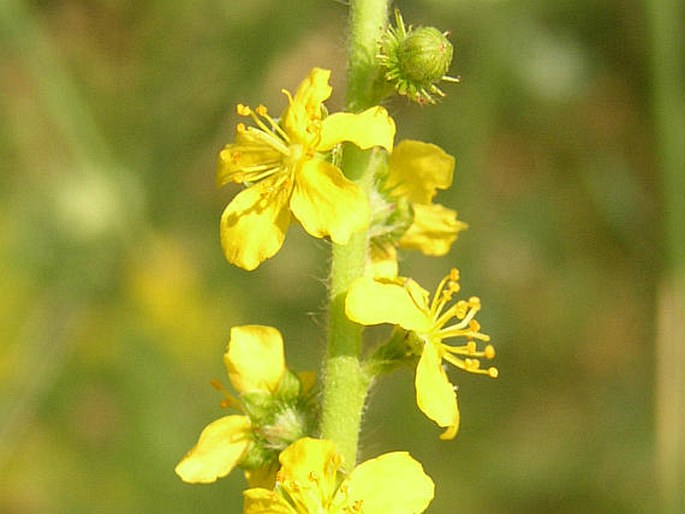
[646, 0, 685, 512]
[320, 0, 388, 468]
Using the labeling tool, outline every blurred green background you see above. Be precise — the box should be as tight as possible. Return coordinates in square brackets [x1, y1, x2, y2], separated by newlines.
[1, 0, 683, 513]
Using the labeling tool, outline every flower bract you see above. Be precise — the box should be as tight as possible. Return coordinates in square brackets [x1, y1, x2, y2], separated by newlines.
[345, 269, 497, 439]
[243, 437, 435, 513]
[217, 67, 396, 270]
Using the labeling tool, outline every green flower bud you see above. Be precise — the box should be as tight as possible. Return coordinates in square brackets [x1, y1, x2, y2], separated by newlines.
[378, 9, 459, 104]
[398, 27, 453, 85]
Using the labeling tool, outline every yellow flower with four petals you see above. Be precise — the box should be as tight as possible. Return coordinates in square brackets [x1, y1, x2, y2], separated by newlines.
[217, 67, 396, 270]
[243, 437, 435, 514]
[345, 268, 497, 439]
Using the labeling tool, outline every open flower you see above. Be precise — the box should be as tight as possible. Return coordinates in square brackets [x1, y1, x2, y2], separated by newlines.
[175, 325, 316, 485]
[370, 140, 467, 277]
[345, 268, 497, 439]
[243, 437, 434, 514]
[217, 67, 396, 270]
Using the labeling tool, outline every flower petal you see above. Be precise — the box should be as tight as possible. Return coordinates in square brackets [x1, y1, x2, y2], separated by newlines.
[243, 488, 294, 514]
[225, 325, 286, 394]
[399, 203, 468, 256]
[368, 243, 399, 278]
[343, 452, 435, 514]
[415, 342, 460, 439]
[282, 68, 332, 144]
[318, 107, 396, 152]
[220, 176, 292, 270]
[386, 140, 454, 204]
[175, 415, 252, 484]
[290, 159, 369, 244]
[345, 276, 432, 332]
[278, 438, 341, 503]
[244, 463, 279, 490]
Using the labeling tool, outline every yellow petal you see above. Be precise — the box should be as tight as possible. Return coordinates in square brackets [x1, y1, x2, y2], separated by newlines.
[368, 243, 398, 278]
[220, 176, 292, 271]
[174, 415, 252, 484]
[343, 452, 435, 514]
[399, 203, 468, 256]
[225, 325, 286, 393]
[415, 342, 460, 439]
[345, 276, 432, 332]
[277, 438, 340, 500]
[243, 488, 294, 514]
[318, 106, 396, 152]
[244, 462, 278, 490]
[290, 159, 369, 244]
[282, 68, 332, 143]
[386, 140, 454, 204]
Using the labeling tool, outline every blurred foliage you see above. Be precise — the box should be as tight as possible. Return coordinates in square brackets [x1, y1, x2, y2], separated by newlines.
[0, 0, 667, 512]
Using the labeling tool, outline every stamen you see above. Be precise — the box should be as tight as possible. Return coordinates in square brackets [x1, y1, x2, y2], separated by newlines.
[429, 268, 462, 320]
[236, 104, 251, 116]
[442, 352, 498, 378]
[209, 379, 240, 409]
[255, 104, 291, 143]
[435, 296, 482, 333]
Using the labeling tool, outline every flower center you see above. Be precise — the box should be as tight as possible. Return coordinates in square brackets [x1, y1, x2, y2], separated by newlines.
[286, 143, 305, 169]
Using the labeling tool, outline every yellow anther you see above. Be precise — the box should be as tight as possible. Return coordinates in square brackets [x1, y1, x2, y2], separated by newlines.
[484, 344, 496, 359]
[464, 358, 480, 371]
[466, 341, 477, 354]
[255, 104, 268, 116]
[455, 300, 468, 319]
[488, 367, 499, 378]
[236, 122, 246, 133]
[236, 104, 251, 116]
[210, 378, 240, 409]
[468, 319, 481, 332]
[468, 296, 481, 309]
[449, 268, 460, 281]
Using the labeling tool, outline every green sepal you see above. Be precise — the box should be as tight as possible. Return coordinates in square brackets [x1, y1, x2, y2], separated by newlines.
[363, 327, 420, 377]
[273, 368, 302, 402]
[240, 391, 275, 424]
[240, 439, 274, 470]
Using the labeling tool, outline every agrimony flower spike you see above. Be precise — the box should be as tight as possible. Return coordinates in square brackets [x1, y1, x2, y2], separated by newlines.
[378, 9, 459, 104]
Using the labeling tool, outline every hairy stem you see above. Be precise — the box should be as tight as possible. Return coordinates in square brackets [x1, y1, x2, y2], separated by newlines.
[320, 0, 389, 468]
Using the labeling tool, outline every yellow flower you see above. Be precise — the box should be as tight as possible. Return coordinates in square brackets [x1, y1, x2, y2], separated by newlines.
[371, 140, 467, 276]
[175, 326, 315, 484]
[345, 268, 497, 439]
[217, 67, 396, 270]
[243, 438, 434, 514]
